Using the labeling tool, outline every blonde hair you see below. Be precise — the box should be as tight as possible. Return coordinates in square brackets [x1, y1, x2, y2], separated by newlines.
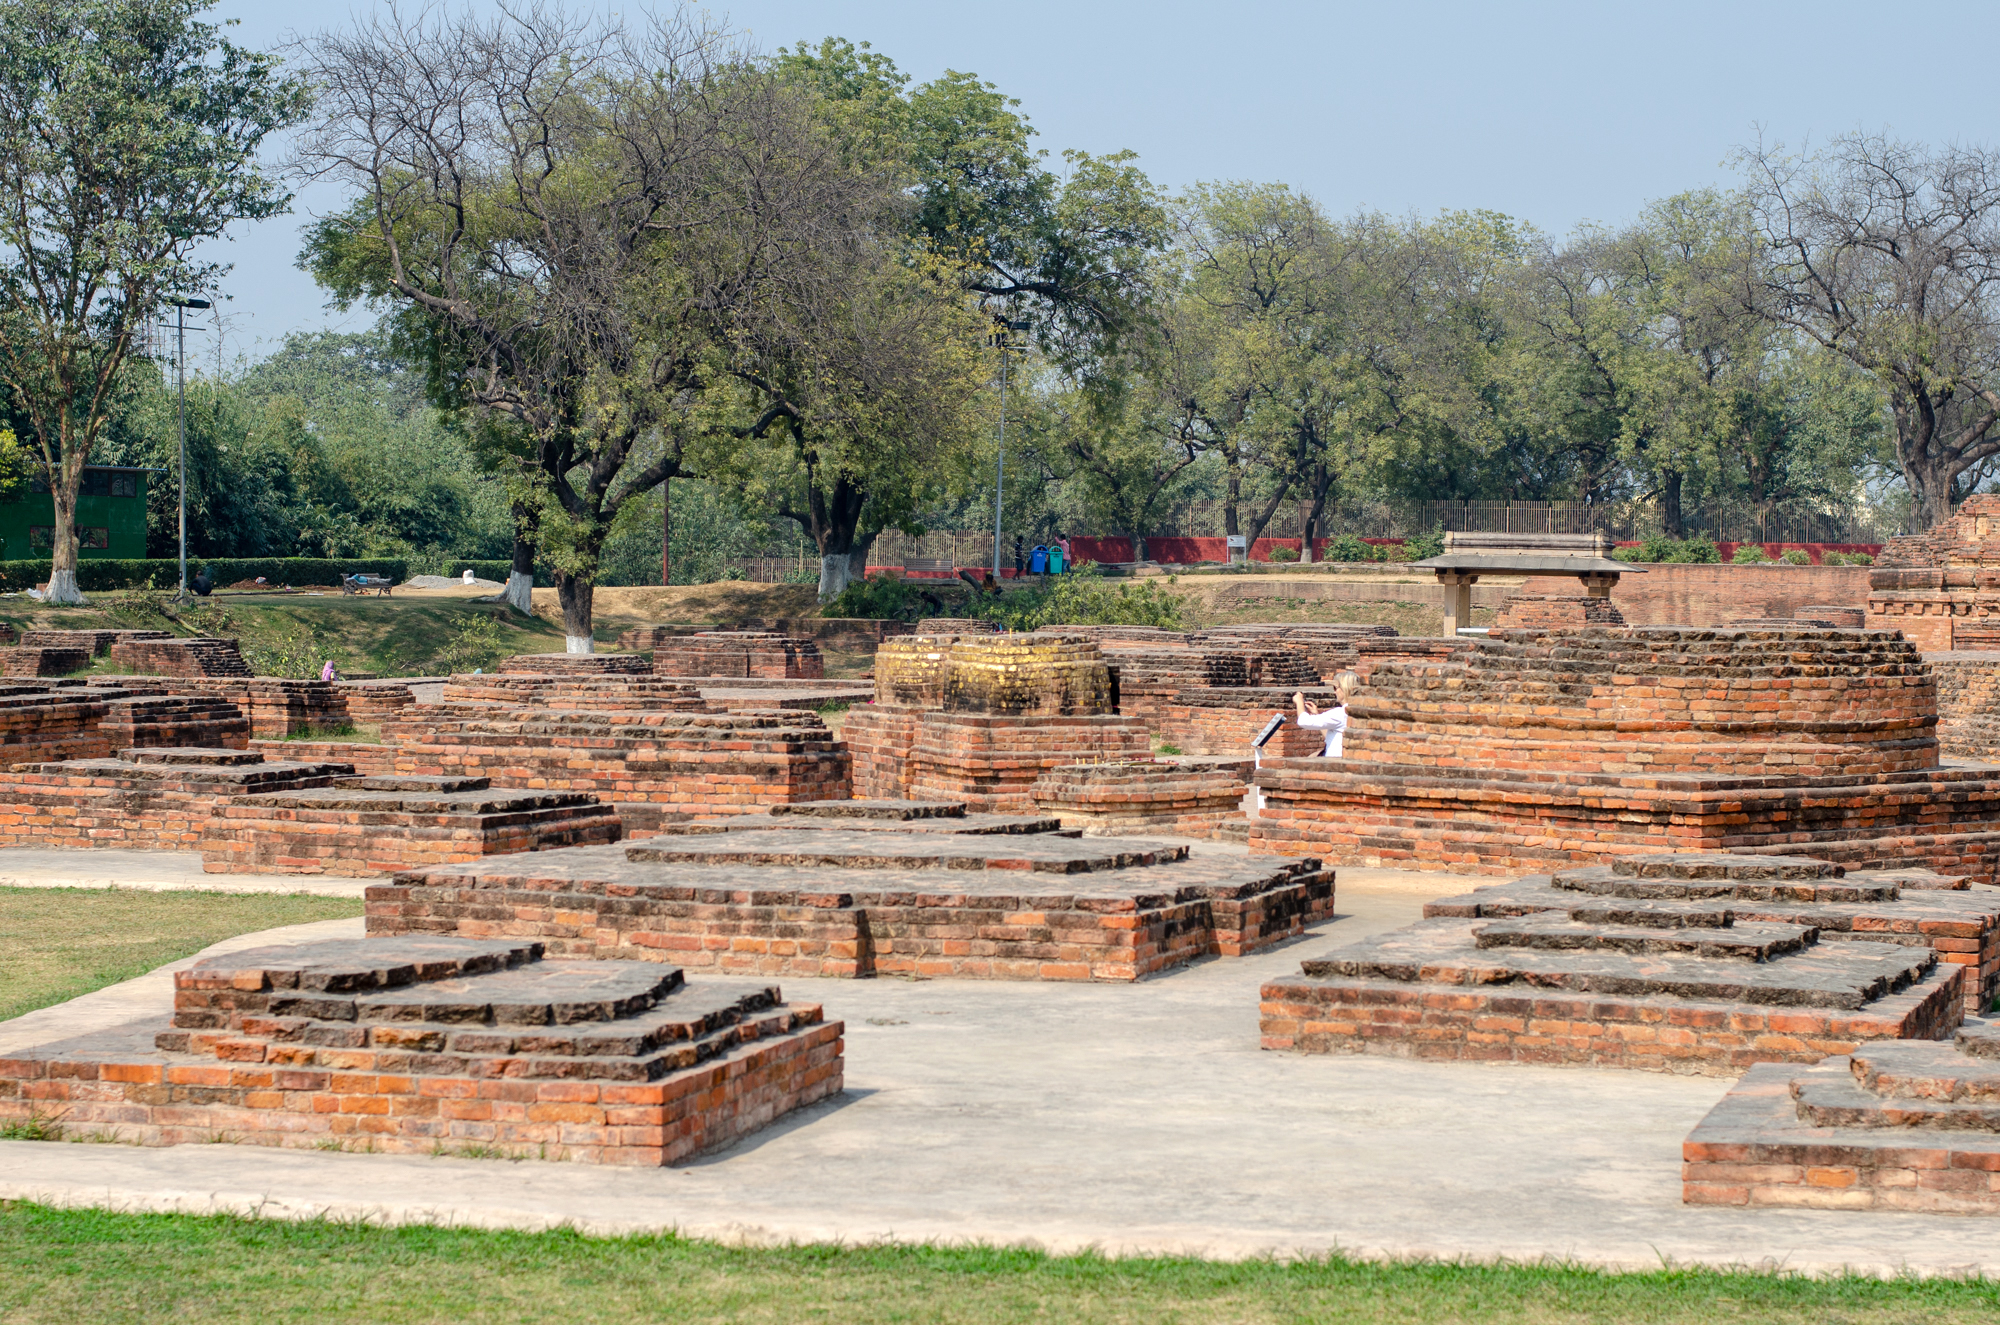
[1332, 670, 1360, 704]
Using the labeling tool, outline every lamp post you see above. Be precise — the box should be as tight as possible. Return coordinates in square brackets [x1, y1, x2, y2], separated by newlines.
[167, 297, 210, 599]
[992, 319, 1029, 579]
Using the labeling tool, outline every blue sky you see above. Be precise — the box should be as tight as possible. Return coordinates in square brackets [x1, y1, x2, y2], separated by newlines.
[198, 0, 2000, 364]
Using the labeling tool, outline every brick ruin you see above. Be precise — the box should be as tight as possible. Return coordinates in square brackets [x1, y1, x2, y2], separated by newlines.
[0, 936, 841, 1165]
[1261, 852, 1994, 1076]
[368, 799, 1336, 981]
[846, 633, 1152, 810]
[18, 629, 172, 656]
[1250, 625, 2000, 879]
[496, 652, 650, 676]
[1867, 493, 2000, 650]
[1683, 1023, 2000, 1212]
[1492, 593, 1628, 629]
[1030, 759, 1251, 837]
[108, 636, 251, 676]
[659, 630, 825, 680]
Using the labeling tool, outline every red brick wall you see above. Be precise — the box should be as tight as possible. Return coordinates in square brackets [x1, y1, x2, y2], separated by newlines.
[1608, 564, 1873, 627]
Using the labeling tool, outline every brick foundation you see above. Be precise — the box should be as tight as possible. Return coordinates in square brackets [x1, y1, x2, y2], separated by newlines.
[1031, 759, 1248, 836]
[108, 637, 250, 676]
[665, 631, 824, 680]
[0, 936, 842, 1166]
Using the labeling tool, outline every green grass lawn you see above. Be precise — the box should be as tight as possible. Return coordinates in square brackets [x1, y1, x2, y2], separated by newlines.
[0, 1204, 1993, 1324]
[0, 887, 363, 1022]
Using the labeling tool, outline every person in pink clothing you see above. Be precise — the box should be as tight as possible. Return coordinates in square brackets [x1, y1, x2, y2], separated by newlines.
[1293, 671, 1360, 756]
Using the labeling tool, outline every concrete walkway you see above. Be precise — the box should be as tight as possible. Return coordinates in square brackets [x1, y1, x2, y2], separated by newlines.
[3, 868, 1996, 1275]
[0, 848, 371, 897]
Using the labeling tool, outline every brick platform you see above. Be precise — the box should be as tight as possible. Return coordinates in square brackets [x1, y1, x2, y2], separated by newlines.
[172, 678, 348, 738]
[0, 684, 251, 767]
[1493, 594, 1628, 629]
[0, 936, 841, 1165]
[613, 625, 692, 652]
[1032, 759, 1249, 836]
[17, 629, 171, 656]
[1261, 852, 1989, 1076]
[0, 747, 351, 850]
[1, 647, 87, 677]
[1248, 625, 2000, 878]
[1682, 1021, 2000, 1212]
[199, 773, 623, 876]
[439, 674, 709, 712]
[375, 709, 850, 813]
[664, 631, 824, 680]
[497, 653, 650, 675]
[108, 636, 250, 677]
[368, 809, 1336, 981]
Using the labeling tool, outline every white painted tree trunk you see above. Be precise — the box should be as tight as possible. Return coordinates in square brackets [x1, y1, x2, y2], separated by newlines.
[44, 567, 83, 604]
[817, 552, 854, 601]
[502, 571, 534, 615]
[565, 634, 594, 654]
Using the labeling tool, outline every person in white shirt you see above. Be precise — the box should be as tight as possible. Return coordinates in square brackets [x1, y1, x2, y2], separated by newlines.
[1293, 671, 1360, 756]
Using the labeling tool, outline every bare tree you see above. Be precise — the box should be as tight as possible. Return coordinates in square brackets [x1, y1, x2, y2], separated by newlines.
[1740, 132, 2000, 527]
[299, 4, 894, 645]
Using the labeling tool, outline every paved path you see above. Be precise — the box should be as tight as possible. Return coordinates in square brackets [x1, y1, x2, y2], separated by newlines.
[0, 849, 371, 897]
[3, 869, 1995, 1275]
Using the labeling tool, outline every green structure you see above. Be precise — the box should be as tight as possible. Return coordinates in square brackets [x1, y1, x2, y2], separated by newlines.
[0, 467, 152, 560]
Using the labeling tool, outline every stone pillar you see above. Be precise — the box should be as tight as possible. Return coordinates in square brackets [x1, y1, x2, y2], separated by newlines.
[1436, 571, 1478, 635]
[1577, 571, 1619, 600]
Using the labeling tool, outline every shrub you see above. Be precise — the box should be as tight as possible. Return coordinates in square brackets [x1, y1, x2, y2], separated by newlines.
[1265, 544, 1300, 563]
[0, 557, 412, 592]
[1780, 549, 1812, 565]
[1845, 551, 1874, 566]
[976, 564, 1187, 631]
[1731, 544, 1771, 564]
[447, 560, 513, 582]
[1400, 527, 1446, 561]
[1820, 551, 1847, 566]
[819, 573, 930, 621]
[1322, 534, 1377, 563]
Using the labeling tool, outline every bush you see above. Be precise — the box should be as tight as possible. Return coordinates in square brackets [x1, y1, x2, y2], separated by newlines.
[819, 573, 932, 622]
[0, 557, 412, 592]
[1731, 544, 1771, 564]
[1265, 545, 1300, 563]
[1780, 549, 1812, 565]
[1399, 526, 1446, 561]
[1618, 536, 1721, 564]
[1822, 551, 1874, 566]
[1846, 551, 1874, 566]
[447, 560, 513, 582]
[1322, 534, 1378, 563]
[976, 564, 1187, 631]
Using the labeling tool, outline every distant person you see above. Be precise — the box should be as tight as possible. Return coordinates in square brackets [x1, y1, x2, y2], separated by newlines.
[191, 567, 213, 597]
[1013, 535, 1025, 578]
[1293, 671, 1361, 757]
[1056, 533, 1073, 569]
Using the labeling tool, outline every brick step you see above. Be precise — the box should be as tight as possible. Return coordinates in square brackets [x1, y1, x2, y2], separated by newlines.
[772, 799, 967, 820]
[1847, 1039, 2000, 1101]
[1301, 918, 1936, 1009]
[624, 828, 1186, 873]
[1551, 863, 1898, 904]
[1791, 1070, 2000, 1130]
[662, 813, 1069, 838]
[1472, 914, 1815, 960]
[225, 786, 602, 815]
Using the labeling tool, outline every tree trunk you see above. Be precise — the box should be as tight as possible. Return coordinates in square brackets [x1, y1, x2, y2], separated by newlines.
[1661, 470, 1684, 539]
[45, 480, 83, 603]
[555, 571, 594, 653]
[1299, 465, 1333, 566]
[502, 526, 535, 616]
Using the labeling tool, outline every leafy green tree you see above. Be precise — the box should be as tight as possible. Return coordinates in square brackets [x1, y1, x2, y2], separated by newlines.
[0, 0, 305, 601]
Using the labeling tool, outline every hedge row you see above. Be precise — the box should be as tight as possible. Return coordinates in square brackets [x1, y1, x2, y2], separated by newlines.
[0, 558, 412, 592]
[446, 561, 515, 582]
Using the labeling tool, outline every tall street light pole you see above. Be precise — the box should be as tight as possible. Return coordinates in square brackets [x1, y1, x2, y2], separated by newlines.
[167, 297, 210, 599]
[992, 319, 1029, 579]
